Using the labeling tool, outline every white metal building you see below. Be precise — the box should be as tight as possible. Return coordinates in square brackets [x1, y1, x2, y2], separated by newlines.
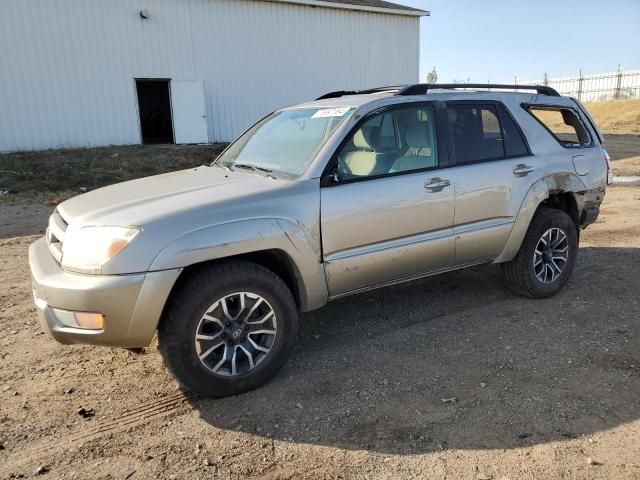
[0, 0, 427, 152]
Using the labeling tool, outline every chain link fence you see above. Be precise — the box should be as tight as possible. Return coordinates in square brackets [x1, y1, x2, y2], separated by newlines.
[518, 68, 640, 102]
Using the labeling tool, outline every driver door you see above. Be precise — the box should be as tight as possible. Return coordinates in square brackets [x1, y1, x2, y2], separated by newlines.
[320, 104, 456, 297]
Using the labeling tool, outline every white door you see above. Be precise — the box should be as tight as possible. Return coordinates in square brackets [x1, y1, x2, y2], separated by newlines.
[171, 80, 209, 144]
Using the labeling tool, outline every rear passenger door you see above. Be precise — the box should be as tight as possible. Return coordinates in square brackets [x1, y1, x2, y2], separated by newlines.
[444, 102, 543, 265]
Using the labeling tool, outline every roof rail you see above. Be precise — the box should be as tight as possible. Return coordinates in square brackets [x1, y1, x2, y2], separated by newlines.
[397, 83, 560, 96]
[316, 86, 401, 100]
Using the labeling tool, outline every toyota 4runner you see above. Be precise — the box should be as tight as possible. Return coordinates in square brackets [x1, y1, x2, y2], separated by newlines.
[29, 84, 611, 397]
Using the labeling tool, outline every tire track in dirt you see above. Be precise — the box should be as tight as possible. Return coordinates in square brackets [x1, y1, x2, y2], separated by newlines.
[3, 390, 195, 464]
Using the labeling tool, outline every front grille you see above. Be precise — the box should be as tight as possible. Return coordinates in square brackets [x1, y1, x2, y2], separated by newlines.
[46, 210, 68, 263]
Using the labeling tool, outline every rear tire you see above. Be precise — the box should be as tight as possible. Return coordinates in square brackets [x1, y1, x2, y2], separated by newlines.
[500, 207, 578, 298]
[158, 260, 298, 397]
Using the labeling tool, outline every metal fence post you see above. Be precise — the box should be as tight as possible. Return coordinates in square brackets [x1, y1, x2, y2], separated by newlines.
[577, 69, 583, 101]
[615, 65, 623, 99]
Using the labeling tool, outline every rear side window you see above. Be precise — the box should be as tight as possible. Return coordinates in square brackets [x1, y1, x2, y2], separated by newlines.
[447, 103, 529, 164]
[497, 105, 529, 157]
[527, 106, 591, 147]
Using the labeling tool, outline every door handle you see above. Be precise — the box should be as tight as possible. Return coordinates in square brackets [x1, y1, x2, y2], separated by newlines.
[513, 164, 535, 176]
[424, 177, 451, 192]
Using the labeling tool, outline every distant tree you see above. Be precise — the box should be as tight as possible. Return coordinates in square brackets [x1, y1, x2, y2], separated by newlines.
[426, 67, 438, 84]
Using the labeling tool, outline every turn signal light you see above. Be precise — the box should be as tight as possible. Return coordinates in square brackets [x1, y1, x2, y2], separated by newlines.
[603, 148, 613, 184]
[54, 309, 104, 330]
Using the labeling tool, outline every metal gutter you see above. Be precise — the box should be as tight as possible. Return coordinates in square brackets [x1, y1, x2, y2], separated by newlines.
[260, 0, 429, 16]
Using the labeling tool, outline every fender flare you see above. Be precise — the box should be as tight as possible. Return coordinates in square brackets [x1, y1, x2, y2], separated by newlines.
[149, 217, 328, 311]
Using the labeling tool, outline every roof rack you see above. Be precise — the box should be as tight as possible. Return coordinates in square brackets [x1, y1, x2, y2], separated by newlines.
[315, 86, 402, 100]
[315, 83, 560, 100]
[397, 83, 560, 96]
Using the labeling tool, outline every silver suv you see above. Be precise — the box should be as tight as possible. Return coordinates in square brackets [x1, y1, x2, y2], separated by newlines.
[29, 84, 611, 397]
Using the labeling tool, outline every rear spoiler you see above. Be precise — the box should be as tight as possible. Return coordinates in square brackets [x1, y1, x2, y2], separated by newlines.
[570, 97, 604, 144]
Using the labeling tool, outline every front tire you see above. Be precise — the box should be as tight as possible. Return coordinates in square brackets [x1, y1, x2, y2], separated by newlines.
[500, 207, 578, 298]
[158, 261, 298, 397]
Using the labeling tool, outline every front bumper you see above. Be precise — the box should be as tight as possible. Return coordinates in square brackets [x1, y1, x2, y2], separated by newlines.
[29, 237, 181, 348]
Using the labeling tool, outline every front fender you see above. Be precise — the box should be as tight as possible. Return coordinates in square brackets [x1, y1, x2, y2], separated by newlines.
[149, 217, 328, 311]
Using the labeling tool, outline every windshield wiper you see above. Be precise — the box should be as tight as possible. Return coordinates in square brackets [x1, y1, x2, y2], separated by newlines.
[234, 163, 273, 173]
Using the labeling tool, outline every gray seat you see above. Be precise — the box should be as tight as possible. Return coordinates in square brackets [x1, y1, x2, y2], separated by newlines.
[390, 123, 436, 173]
[339, 126, 383, 177]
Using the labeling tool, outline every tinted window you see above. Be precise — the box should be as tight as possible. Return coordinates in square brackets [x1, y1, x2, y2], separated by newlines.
[527, 107, 591, 147]
[447, 105, 504, 163]
[337, 106, 438, 180]
[497, 105, 529, 157]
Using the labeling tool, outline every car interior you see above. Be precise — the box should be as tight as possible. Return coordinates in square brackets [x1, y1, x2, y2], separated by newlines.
[338, 107, 438, 179]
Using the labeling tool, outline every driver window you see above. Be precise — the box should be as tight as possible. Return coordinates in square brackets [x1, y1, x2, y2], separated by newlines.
[337, 106, 438, 181]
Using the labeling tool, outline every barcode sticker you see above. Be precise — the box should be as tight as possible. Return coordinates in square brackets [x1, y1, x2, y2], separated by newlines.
[311, 108, 351, 118]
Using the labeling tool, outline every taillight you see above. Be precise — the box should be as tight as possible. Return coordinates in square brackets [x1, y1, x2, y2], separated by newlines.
[603, 148, 613, 185]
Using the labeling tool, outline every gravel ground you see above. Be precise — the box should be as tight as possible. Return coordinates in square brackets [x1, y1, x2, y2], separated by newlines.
[1, 185, 640, 479]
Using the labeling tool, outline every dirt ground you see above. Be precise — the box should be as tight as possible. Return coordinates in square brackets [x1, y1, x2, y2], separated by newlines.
[1, 187, 639, 480]
[1, 137, 640, 479]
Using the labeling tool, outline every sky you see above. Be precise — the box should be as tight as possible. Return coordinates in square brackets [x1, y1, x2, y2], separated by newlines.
[397, 0, 640, 83]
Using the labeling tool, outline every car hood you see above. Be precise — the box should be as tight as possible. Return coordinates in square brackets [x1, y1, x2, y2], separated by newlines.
[58, 165, 287, 227]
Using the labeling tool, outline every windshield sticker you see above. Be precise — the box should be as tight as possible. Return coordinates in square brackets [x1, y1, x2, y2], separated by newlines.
[311, 107, 351, 119]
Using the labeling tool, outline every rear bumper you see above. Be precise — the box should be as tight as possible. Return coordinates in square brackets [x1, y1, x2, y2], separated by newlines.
[580, 205, 600, 228]
[577, 187, 605, 229]
[29, 237, 181, 348]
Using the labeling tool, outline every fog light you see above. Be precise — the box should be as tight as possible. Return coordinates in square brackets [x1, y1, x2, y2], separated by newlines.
[54, 308, 104, 330]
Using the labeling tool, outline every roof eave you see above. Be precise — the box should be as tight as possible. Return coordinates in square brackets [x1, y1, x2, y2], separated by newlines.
[263, 0, 429, 17]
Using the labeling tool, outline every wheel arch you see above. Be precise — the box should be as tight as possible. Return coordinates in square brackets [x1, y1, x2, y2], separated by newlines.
[540, 191, 580, 231]
[170, 249, 308, 310]
[149, 218, 329, 313]
[495, 173, 584, 263]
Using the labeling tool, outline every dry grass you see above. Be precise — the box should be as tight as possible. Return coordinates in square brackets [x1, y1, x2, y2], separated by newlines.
[0, 144, 226, 199]
[584, 99, 640, 134]
[530, 99, 640, 135]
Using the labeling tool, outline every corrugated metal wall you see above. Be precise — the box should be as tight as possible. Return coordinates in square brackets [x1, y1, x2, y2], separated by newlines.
[0, 0, 420, 152]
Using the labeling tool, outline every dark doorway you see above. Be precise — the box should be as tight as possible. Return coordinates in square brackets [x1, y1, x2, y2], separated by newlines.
[136, 79, 174, 144]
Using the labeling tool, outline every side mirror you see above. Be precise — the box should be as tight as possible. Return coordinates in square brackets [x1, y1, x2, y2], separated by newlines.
[320, 163, 341, 187]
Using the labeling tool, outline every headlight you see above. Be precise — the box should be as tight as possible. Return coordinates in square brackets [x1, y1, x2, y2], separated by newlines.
[61, 226, 140, 271]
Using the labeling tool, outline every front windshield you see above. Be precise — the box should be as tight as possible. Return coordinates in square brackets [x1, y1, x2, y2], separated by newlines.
[217, 107, 353, 177]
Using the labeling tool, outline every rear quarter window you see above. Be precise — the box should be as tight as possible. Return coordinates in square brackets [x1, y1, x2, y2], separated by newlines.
[526, 106, 591, 148]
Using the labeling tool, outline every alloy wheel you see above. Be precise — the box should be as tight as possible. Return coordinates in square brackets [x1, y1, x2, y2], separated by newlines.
[533, 227, 569, 284]
[194, 292, 277, 376]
